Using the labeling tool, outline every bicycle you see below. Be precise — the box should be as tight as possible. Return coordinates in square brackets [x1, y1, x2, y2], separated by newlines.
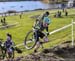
[0, 39, 15, 59]
[24, 27, 48, 50]
[4, 43, 22, 59]
[0, 39, 6, 59]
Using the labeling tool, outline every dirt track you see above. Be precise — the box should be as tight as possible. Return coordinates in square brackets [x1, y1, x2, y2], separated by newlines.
[1, 41, 75, 61]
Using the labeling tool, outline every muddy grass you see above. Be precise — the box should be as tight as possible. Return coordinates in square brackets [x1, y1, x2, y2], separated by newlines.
[23, 41, 75, 61]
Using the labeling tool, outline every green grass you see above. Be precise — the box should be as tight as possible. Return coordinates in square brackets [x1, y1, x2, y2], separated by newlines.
[0, 8, 75, 57]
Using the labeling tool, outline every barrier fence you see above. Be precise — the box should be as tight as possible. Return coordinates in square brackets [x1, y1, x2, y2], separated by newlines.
[16, 19, 75, 47]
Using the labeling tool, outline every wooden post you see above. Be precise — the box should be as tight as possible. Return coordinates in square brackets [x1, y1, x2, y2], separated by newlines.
[72, 19, 74, 46]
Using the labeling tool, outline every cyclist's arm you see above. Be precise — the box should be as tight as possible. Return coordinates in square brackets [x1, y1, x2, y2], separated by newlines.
[11, 41, 14, 47]
[33, 21, 36, 27]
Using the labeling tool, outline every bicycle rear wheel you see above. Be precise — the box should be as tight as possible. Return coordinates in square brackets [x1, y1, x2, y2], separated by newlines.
[24, 30, 37, 49]
[0, 46, 5, 59]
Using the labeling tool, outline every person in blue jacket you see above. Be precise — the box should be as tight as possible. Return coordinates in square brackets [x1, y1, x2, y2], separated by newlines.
[43, 11, 51, 35]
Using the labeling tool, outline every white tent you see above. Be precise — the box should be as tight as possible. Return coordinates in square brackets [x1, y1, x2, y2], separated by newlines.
[67, 0, 74, 7]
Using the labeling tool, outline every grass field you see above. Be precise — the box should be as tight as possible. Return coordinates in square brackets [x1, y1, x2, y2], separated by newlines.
[0, 8, 75, 57]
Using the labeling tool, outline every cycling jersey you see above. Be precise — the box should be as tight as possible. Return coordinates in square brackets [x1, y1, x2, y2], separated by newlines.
[4, 40, 13, 48]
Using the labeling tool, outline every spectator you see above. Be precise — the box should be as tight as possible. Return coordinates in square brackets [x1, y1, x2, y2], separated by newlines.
[3, 17, 6, 24]
[65, 10, 68, 16]
[1, 19, 3, 23]
[20, 14, 22, 19]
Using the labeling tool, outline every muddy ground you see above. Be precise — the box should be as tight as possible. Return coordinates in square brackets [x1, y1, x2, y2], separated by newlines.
[1, 41, 75, 61]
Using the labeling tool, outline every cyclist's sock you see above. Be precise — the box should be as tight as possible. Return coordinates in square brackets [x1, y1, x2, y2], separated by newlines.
[44, 37, 48, 42]
[36, 41, 40, 45]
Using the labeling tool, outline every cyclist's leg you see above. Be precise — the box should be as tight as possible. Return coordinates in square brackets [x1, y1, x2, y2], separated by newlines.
[35, 31, 45, 49]
[45, 26, 49, 35]
[7, 48, 13, 59]
[34, 30, 40, 52]
[34, 41, 40, 53]
[46, 26, 48, 32]
[39, 31, 48, 43]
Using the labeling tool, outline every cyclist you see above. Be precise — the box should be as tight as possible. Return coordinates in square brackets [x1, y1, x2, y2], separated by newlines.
[34, 11, 51, 52]
[4, 33, 14, 58]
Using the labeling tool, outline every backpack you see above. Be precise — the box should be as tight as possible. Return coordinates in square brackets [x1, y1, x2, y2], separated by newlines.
[36, 13, 46, 30]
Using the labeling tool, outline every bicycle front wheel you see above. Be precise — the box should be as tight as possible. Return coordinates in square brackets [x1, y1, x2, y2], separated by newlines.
[24, 30, 37, 49]
[0, 46, 3, 59]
